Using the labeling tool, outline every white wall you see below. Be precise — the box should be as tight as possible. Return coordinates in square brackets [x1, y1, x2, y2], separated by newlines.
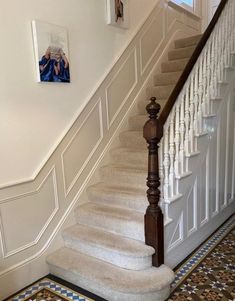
[201, 0, 221, 30]
[0, 0, 201, 298]
[0, 0, 158, 187]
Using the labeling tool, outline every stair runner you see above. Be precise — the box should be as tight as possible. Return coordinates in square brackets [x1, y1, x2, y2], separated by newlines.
[47, 34, 202, 301]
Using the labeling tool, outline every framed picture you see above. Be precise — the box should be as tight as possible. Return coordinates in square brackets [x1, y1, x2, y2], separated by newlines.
[107, 0, 129, 29]
[32, 20, 70, 83]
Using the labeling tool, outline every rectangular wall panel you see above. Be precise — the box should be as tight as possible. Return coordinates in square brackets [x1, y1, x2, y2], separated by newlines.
[219, 105, 227, 208]
[106, 50, 137, 127]
[199, 154, 209, 226]
[62, 101, 103, 193]
[140, 11, 164, 73]
[209, 132, 218, 216]
[187, 180, 197, 235]
[167, 5, 183, 31]
[225, 97, 234, 203]
[0, 170, 58, 256]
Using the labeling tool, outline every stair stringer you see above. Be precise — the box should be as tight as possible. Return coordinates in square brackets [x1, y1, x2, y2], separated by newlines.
[164, 70, 235, 268]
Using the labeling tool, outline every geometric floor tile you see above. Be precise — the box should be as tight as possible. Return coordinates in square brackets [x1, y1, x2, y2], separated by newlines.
[167, 214, 235, 301]
[5, 276, 105, 301]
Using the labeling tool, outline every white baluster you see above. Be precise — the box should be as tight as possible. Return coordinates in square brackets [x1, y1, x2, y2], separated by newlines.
[158, 140, 165, 212]
[174, 104, 180, 178]
[189, 78, 195, 153]
[163, 130, 170, 201]
[179, 100, 185, 175]
[184, 88, 190, 156]
[198, 56, 204, 134]
[202, 50, 207, 119]
[169, 114, 175, 198]
[194, 65, 199, 139]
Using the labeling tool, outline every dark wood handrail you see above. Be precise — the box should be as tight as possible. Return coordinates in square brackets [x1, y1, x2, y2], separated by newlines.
[160, 0, 228, 124]
[143, 0, 229, 267]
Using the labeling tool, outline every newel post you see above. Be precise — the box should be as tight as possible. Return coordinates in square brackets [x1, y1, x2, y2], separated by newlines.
[143, 97, 164, 267]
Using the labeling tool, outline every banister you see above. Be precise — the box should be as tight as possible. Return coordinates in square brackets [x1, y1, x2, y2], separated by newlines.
[160, 0, 228, 124]
[143, 0, 230, 267]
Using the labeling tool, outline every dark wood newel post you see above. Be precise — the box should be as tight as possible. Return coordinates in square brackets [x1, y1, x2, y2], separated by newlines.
[143, 97, 164, 267]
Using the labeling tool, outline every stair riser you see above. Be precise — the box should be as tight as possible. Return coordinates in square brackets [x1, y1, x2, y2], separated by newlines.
[111, 151, 148, 168]
[75, 212, 145, 241]
[87, 188, 148, 212]
[168, 47, 195, 61]
[48, 265, 171, 301]
[100, 168, 147, 190]
[128, 116, 147, 131]
[154, 72, 181, 86]
[161, 60, 188, 73]
[119, 133, 146, 149]
[147, 86, 173, 99]
[175, 35, 201, 49]
[63, 235, 152, 270]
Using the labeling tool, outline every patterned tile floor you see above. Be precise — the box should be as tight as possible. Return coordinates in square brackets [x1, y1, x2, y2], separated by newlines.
[168, 214, 235, 300]
[5, 275, 106, 301]
[5, 215, 234, 301]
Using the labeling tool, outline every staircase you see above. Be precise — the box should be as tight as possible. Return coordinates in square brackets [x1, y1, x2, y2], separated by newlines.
[47, 35, 202, 301]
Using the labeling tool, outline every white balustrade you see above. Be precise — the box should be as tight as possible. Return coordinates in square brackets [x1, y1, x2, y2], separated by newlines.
[159, 0, 234, 204]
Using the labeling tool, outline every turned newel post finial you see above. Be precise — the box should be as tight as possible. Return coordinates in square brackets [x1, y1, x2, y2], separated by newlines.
[143, 97, 164, 267]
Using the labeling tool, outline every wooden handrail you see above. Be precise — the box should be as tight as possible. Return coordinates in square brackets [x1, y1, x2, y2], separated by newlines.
[143, 0, 229, 267]
[160, 0, 228, 124]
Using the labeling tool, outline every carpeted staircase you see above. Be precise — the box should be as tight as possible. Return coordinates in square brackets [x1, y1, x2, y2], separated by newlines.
[47, 34, 202, 301]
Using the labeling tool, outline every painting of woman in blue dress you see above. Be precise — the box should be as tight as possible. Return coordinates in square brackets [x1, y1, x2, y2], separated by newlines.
[39, 46, 70, 83]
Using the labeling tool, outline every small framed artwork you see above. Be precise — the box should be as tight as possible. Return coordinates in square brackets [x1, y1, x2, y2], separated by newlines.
[107, 0, 129, 29]
[32, 20, 70, 83]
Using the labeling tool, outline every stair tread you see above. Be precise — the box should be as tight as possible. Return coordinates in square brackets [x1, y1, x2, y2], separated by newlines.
[76, 202, 144, 223]
[63, 224, 154, 257]
[47, 247, 174, 294]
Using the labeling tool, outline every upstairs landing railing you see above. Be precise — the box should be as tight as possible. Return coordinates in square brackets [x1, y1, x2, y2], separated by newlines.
[143, 0, 234, 267]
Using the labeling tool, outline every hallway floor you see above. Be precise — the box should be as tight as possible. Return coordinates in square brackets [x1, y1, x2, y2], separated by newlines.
[5, 215, 234, 301]
[168, 214, 235, 300]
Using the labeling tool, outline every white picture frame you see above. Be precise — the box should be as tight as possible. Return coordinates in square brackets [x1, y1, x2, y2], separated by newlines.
[32, 20, 70, 83]
[107, 0, 129, 29]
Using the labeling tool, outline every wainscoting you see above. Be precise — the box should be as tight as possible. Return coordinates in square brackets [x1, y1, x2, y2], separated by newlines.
[0, 1, 201, 299]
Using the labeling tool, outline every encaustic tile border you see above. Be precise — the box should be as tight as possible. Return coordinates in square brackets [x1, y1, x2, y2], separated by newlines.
[7, 278, 95, 301]
[172, 214, 235, 290]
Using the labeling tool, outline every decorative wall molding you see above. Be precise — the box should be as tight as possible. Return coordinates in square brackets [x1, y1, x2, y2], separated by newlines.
[187, 179, 197, 236]
[140, 7, 165, 75]
[0, 1, 201, 299]
[0, 167, 59, 258]
[167, 213, 184, 251]
[61, 99, 104, 196]
[105, 48, 138, 129]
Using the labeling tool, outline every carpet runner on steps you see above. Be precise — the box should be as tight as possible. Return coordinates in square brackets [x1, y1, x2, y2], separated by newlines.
[46, 34, 202, 301]
[5, 214, 235, 301]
